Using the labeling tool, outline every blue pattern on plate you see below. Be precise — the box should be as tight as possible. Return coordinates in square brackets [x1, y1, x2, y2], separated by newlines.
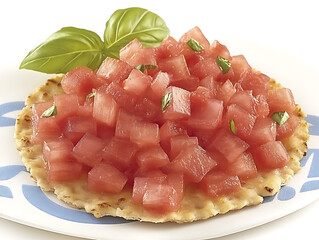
[0, 165, 27, 180]
[0, 101, 25, 127]
[22, 185, 130, 224]
[0, 185, 13, 198]
[306, 115, 319, 136]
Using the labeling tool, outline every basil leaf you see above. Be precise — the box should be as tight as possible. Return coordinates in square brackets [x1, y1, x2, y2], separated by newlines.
[86, 92, 96, 99]
[161, 92, 172, 111]
[217, 56, 231, 74]
[229, 119, 236, 135]
[187, 38, 204, 52]
[135, 64, 157, 72]
[271, 111, 290, 126]
[20, 27, 105, 74]
[103, 7, 170, 58]
[41, 105, 57, 118]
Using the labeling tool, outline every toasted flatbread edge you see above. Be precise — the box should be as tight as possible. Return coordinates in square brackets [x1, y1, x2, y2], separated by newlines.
[14, 76, 309, 223]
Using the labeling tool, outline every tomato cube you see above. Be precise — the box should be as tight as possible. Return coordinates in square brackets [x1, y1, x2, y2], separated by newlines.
[228, 90, 256, 115]
[216, 80, 236, 106]
[247, 117, 276, 147]
[72, 133, 105, 167]
[136, 145, 170, 171]
[230, 55, 251, 82]
[208, 129, 250, 163]
[102, 137, 138, 169]
[239, 70, 270, 97]
[150, 71, 170, 98]
[170, 145, 217, 183]
[201, 171, 241, 198]
[253, 141, 289, 170]
[130, 121, 160, 147]
[104, 82, 138, 109]
[123, 69, 152, 95]
[162, 86, 191, 121]
[276, 114, 299, 140]
[155, 36, 181, 61]
[210, 40, 231, 60]
[158, 55, 190, 81]
[47, 161, 83, 183]
[188, 98, 223, 130]
[43, 138, 74, 163]
[88, 163, 127, 194]
[93, 90, 119, 127]
[226, 152, 258, 181]
[170, 135, 198, 159]
[115, 110, 141, 139]
[189, 57, 221, 80]
[268, 88, 296, 113]
[53, 94, 79, 123]
[61, 67, 95, 95]
[96, 57, 133, 83]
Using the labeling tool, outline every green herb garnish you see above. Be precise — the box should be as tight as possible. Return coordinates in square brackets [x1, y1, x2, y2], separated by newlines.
[230, 119, 236, 135]
[20, 7, 170, 74]
[161, 92, 172, 111]
[86, 92, 96, 99]
[41, 105, 57, 118]
[187, 38, 204, 52]
[217, 56, 231, 74]
[271, 111, 290, 126]
[135, 64, 157, 73]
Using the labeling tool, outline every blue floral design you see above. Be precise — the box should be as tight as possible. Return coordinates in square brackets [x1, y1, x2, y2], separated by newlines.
[0, 101, 25, 127]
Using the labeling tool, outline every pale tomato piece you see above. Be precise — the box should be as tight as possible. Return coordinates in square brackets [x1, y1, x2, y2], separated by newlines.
[210, 40, 231, 60]
[170, 135, 198, 159]
[150, 71, 170, 99]
[276, 114, 299, 140]
[216, 79, 236, 106]
[226, 152, 257, 181]
[47, 161, 83, 183]
[136, 145, 170, 171]
[123, 69, 152, 95]
[53, 94, 79, 123]
[253, 141, 289, 170]
[268, 88, 296, 113]
[247, 117, 276, 147]
[88, 163, 127, 194]
[43, 138, 74, 163]
[155, 36, 181, 61]
[158, 55, 190, 81]
[130, 121, 160, 147]
[238, 70, 270, 97]
[230, 55, 251, 82]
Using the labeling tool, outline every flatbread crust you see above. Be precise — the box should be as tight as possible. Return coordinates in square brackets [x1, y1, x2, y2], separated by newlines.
[14, 75, 309, 223]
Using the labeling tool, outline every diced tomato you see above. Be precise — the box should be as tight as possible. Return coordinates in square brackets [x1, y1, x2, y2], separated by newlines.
[115, 110, 141, 139]
[119, 38, 157, 67]
[208, 129, 250, 163]
[53, 94, 79, 123]
[190, 57, 221, 80]
[238, 70, 270, 97]
[169, 145, 217, 183]
[96, 124, 114, 142]
[61, 67, 95, 95]
[171, 75, 200, 92]
[43, 138, 74, 163]
[276, 114, 299, 140]
[104, 82, 138, 109]
[226, 152, 257, 181]
[72, 133, 105, 167]
[230, 55, 251, 82]
[170, 135, 198, 159]
[96, 57, 133, 83]
[123, 69, 152, 95]
[210, 40, 231, 60]
[88, 162, 127, 194]
[47, 161, 83, 182]
[132, 176, 167, 204]
[162, 86, 191, 120]
[199, 75, 218, 94]
[158, 55, 190, 81]
[92, 89, 119, 127]
[225, 104, 256, 138]
[247, 117, 276, 147]
[133, 97, 162, 122]
[253, 141, 289, 170]
[190, 86, 212, 104]
[63, 116, 97, 144]
[268, 88, 296, 113]
[201, 171, 241, 198]
[155, 36, 181, 61]
[216, 79, 236, 106]
[228, 90, 256, 115]
[102, 137, 137, 169]
[254, 94, 270, 119]
[32, 101, 62, 142]
[130, 121, 160, 147]
[150, 71, 170, 99]
[179, 26, 210, 51]
[136, 145, 170, 170]
[188, 98, 223, 130]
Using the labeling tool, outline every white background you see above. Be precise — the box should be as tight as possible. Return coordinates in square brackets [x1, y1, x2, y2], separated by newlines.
[1, 0, 319, 239]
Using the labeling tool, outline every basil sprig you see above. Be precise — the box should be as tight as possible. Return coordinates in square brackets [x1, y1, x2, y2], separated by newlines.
[20, 7, 170, 74]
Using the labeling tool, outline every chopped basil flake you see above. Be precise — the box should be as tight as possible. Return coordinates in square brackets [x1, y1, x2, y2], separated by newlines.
[161, 92, 172, 111]
[217, 56, 231, 74]
[187, 38, 204, 52]
[41, 105, 57, 118]
[86, 92, 96, 99]
[135, 64, 157, 73]
[271, 111, 290, 126]
[230, 119, 236, 135]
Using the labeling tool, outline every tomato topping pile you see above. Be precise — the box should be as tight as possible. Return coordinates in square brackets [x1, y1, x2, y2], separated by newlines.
[32, 27, 298, 214]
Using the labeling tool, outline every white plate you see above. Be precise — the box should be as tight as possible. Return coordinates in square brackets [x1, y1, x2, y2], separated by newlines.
[1, 40, 319, 240]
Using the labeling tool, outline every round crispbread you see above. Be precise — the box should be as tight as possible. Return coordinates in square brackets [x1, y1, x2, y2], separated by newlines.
[14, 75, 309, 223]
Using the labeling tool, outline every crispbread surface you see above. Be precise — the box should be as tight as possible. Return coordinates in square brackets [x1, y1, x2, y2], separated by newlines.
[14, 76, 309, 223]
